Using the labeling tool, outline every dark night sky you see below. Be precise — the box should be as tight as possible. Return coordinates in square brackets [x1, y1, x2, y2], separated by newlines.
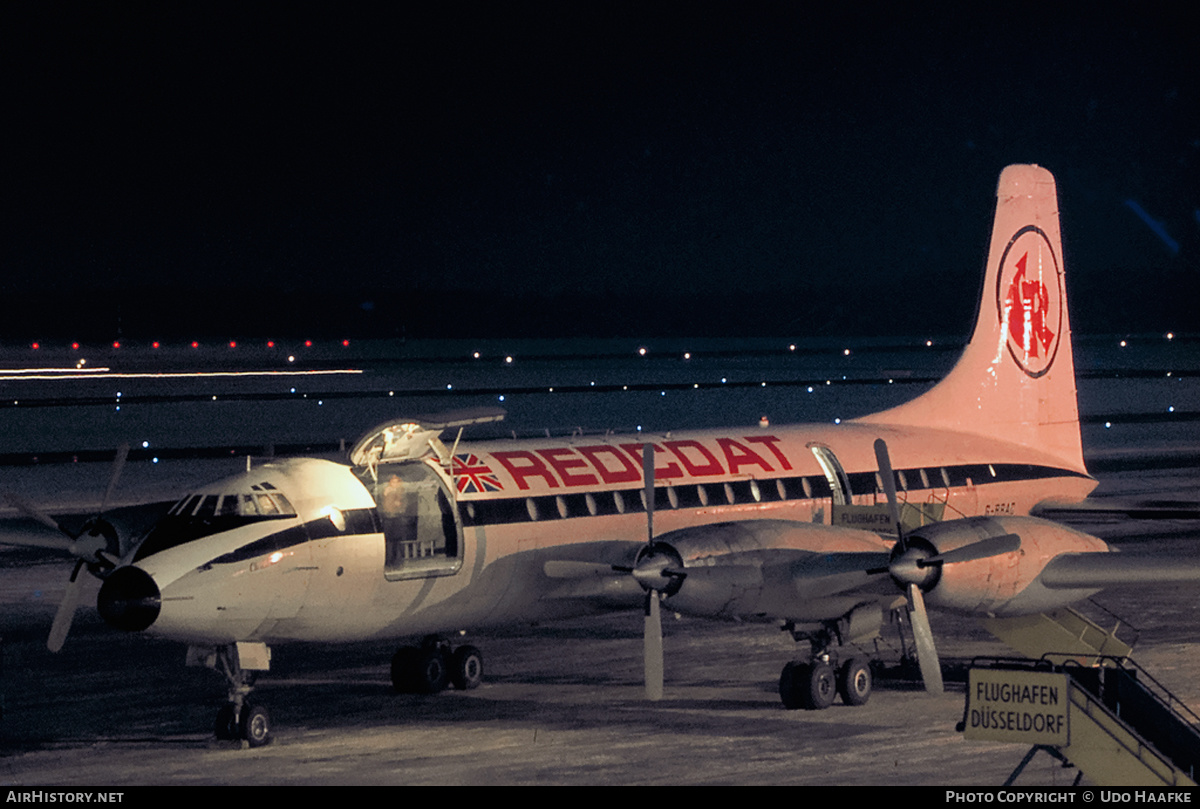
[1, 3, 1196, 341]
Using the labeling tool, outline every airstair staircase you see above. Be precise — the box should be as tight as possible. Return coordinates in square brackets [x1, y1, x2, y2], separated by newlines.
[962, 607, 1199, 785]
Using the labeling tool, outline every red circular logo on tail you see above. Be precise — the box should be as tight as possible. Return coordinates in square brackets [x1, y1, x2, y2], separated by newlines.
[995, 226, 1062, 378]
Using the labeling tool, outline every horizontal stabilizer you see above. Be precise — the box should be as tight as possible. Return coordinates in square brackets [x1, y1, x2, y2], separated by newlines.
[1041, 553, 1200, 589]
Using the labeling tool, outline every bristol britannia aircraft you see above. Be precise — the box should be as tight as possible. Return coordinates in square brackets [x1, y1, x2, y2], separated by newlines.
[7, 165, 1195, 747]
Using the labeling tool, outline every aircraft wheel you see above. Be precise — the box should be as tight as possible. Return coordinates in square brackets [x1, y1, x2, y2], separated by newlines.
[450, 645, 484, 690]
[838, 657, 872, 706]
[392, 645, 449, 694]
[779, 661, 810, 710]
[240, 703, 272, 747]
[214, 703, 239, 740]
[390, 646, 419, 693]
[807, 661, 837, 709]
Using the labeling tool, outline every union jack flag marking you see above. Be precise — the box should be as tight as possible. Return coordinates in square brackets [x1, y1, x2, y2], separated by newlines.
[453, 453, 503, 494]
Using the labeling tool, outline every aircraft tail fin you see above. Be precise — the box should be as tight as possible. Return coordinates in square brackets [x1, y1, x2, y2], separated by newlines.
[858, 164, 1086, 472]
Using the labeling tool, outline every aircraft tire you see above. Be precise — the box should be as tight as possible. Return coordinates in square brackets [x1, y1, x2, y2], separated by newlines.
[779, 661, 811, 710]
[391, 646, 418, 693]
[240, 703, 272, 747]
[806, 661, 837, 709]
[214, 703, 239, 740]
[450, 645, 484, 690]
[837, 657, 872, 706]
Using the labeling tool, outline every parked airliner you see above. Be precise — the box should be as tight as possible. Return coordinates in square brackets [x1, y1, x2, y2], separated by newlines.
[9, 165, 1196, 747]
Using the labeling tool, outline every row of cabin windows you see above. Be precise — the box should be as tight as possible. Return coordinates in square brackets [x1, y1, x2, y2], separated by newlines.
[458, 462, 1081, 527]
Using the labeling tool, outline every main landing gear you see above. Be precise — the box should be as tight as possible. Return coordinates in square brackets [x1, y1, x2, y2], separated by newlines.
[390, 637, 484, 694]
[778, 622, 874, 710]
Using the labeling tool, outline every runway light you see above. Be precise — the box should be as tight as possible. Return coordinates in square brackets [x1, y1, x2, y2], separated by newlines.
[833, 417, 841, 424]
[112, 341, 120, 349]
[152, 457, 159, 463]
[925, 340, 933, 347]
[498, 395, 505, 402]
[1166, 332, 1175, 340]
[683, 352, 691, 360]
[1105, 422, 1112, 429]
[1168, 405, 1175, 412]
[342, 339, 350, 347]
[288, 355, 295, 363]
[142, 441, 149, 448]
[789, 344, 796, 351]
[473, 351, 480, 359]
[505, 356, 513, 364]
[638, 347, 647, 356]
[191, 341, 199, 349]
[267, 340, 275, 348]
[71, 342, 80, 350]
[31, 342, 39, 350]
[304, 340, 313, 347]
[807, 386, 814, 393]
[843, 348, 851, 356]
[229, 341, 237, 348]
[446, 384, 452, 390]
[1120, 340, 1127, 347]
[152, 341, 160, 349]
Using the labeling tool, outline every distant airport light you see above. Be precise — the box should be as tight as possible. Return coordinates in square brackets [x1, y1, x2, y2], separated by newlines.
[925, 340, 933, 347]
[229, 341, 237, 348]
[498, 395, 505, 402]
[638, 347, 647, 356]
[683, 352, 691, 360]
[473, 351, 481, 359]
[807, 386, 814, 393]
[1120, 340, 1127, 347]
[789, 344, 796, 351]
[31, 342, 39, 350]
[759, 416, 770, 427]
[843, 348, 851, 356]
[142, 441, 149, 448]
[71, 342, 80, 350]
[1166, 332, 1175, 340]
[1105, 422, 1112, 429]
[191, 341, 199, 348]
[112, 341, 121, 349]
[304, 340, 313, 347]
[505, 356, 513, 364]
[267, 340, 276, 348]
[152, 341, 160, 349]
[833, 418, 841, 424]
[288, 355, 295, 363]
[342, 339, 350, 347]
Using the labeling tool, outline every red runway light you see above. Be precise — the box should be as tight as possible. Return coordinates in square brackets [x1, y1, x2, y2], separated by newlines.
[71, 342, 80, 350]
[31, 342, 39, 350]
[304, 340, 313, 347]
[229, 341, 237, 348]
[342, 339, 350, 347]
[267, 340, 275, 348]
[112, 341, 121, 349]
[191, 341, 200, 349]
[152, 341, 161, 349]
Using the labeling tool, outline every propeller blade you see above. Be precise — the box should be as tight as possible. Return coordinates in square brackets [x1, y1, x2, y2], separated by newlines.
[542, 560, 622, 579]
[3, 491, 72, 537]
[48, 561, 86, 653]
[922, 533, 1021, 567]
[98, 443, 130, 515]
[873, 438, 903, 545]
[907, 583, 943, 695]
[643, 443, 655, 543]
[644, 592, 664, 701]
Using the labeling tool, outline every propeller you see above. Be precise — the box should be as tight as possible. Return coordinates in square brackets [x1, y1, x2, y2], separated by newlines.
[871, 438, 1023, 695]
[641, 444, 664, 700]
[872, 438, 942, 694]
[2, 444, 130, 651]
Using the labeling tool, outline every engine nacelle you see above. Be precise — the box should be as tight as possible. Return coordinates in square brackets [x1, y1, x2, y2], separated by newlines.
[652, 519, 890, 621]
[905, 516, 1109, 616]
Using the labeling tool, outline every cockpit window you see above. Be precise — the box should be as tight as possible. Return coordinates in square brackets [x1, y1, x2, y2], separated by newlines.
[134, 489, 297, 561]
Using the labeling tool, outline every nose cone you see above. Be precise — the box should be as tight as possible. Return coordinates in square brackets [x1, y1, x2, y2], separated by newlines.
[98, 566, 161, 632]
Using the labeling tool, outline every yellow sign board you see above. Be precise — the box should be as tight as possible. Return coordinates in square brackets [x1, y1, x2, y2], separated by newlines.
[964, 668, 1070, 745]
